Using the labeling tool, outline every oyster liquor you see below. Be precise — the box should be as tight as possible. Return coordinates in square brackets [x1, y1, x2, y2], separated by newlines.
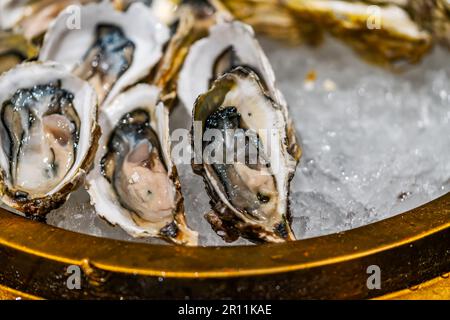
[178, 304, 272, 317]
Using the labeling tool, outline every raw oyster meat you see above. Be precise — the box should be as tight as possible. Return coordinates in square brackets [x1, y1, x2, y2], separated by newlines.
[0, 62, 99, 219]
[87, 84, 198, 245]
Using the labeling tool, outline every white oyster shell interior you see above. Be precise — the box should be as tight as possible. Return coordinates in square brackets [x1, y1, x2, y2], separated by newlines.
[39, 1, 169, 107]
[178, 21, 284, 113]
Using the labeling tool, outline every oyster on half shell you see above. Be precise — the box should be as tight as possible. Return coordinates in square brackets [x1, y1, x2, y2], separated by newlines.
[87, 84, 198, 245]
[0, 62, 99, 219]
[179, 21, 300, 243]
[192, 67, 298, 243]
[39, 1, 169, 107]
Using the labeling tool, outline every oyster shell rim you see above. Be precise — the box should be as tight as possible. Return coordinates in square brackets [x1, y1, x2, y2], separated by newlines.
[0, 61, 100, 219]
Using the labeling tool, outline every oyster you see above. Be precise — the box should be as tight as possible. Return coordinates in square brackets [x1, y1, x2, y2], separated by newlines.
[192, 67, 298, 243]
[407, 0, 450, 48]
[179, 21, 300, 159]
[219, 0, 319, 44]
[39, 1, 169, 106]
[113, 0, 153, 10]
[221, 0, 433, 66]
[152, 0, 228, 107]
[0, 0, 29, 31]
[87, 84, 198, 245]
[0, 31, 38, 74]
[0, 62, 99, 219]
[178, 21, 299, 243]
[179, 21, 281, 112]
[0, 0, 97, 40]
[112, 0, 178, 24]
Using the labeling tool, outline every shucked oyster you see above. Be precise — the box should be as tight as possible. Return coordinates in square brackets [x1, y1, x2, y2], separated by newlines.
[192, 67, 298, 243]
[178, 21, 299, 243]
[39, 1, 169, 107]
[87, 84, 198, 245]
[0, 62, 99, 219]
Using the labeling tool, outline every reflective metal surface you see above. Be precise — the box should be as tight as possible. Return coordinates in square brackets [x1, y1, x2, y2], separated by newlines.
[0, 192, 448, 299]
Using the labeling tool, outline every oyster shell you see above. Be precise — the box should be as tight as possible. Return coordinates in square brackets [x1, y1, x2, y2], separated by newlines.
[179, 21, 281, 112]
[0, 0, 29, 31]
[182, 21, 301, 242]
[39, 1, 169, 106]
[0, 62, 99, 219]
[87, 84, 198, 245]
[179, 21, 301, 159]
[112, 0, 179, 25]
[113, 0, 153, 10]
[192, 67, 297, 243]
[152, 0, 227, 107]
[0, 31, 38, 74]
[407, 0, 450, 48]
[219, 0, 318, 44]
[0, 0, 97, 40]
[221, 0, 433, 66]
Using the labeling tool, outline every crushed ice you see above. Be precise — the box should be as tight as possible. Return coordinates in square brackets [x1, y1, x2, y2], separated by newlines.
[47, 37, 450, 246]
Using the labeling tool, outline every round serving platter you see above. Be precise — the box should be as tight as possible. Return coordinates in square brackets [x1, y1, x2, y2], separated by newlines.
[0, 191, 448, 299]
